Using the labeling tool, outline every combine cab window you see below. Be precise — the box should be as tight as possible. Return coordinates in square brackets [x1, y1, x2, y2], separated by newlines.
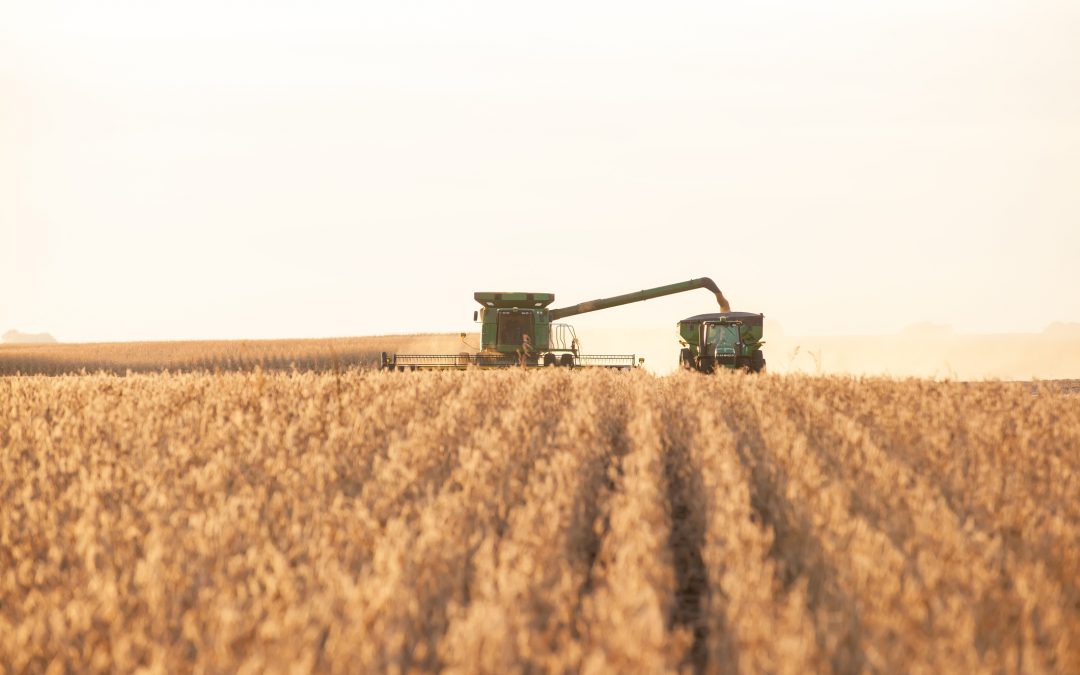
[497, 310, 534, 347]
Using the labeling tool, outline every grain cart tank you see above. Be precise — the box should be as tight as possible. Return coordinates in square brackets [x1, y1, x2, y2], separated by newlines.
[381, 277, 729, 370]
[678, 312, 766, 373]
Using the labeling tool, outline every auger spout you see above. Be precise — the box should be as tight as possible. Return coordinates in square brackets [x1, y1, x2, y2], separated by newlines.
[549, 277, 729, 321]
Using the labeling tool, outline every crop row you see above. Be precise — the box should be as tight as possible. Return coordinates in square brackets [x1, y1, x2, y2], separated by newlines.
[1, 370, 1076, 672]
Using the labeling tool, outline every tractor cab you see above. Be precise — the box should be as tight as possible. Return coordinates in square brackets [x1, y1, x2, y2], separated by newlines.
[678, 312, 766, 373]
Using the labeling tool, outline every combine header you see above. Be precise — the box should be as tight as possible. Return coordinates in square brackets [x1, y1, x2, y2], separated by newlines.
[381, 278, 729, 371]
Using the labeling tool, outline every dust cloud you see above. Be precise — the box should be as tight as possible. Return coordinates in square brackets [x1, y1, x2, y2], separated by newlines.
[2, 330, 57, 344]
[765, 332, 1080, 380]
[391, 333, 481, 355]
[572, 325, 1080, 380]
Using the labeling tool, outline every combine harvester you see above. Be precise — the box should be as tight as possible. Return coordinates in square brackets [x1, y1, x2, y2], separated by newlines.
[381, 278, 731, 371]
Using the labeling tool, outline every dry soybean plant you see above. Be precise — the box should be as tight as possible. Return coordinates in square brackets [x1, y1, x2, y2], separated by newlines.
[1, 369, 1077, 673]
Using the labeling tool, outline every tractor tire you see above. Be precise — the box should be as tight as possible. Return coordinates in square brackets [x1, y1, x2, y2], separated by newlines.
[679, 348, 695, 370]
[543, 353, 557, 367]
[750, 350, 766, 373]
[559, 353, 575, 368]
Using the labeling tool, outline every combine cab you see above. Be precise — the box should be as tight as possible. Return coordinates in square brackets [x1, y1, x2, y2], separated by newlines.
[678, 312, 766, 373]
[382, 278, 730, 371]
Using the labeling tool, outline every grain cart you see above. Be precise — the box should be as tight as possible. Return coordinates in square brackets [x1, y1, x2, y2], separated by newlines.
[678, 312, 766, 373]
[381, 277, 729, 370]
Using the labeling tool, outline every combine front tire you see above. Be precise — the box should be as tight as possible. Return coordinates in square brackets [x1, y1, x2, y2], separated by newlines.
[559, 353, 575, 368]
[543, 353, 557, 367]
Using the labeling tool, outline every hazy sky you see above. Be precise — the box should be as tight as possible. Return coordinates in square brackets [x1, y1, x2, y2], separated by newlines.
[3, 1, 1078, 342]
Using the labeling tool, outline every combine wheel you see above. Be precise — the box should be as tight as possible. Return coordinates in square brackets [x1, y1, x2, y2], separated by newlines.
[559, 353, 575, 368]
[543, 353, 557, 367]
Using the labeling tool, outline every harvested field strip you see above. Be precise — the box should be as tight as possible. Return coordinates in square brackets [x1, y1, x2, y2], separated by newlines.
[2, 370, 1078, 673]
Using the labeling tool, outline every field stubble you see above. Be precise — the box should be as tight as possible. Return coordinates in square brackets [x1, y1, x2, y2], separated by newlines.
[1, 369, 1078, 673]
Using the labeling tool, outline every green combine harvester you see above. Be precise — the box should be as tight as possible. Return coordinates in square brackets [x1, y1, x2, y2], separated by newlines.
[381, 277, 736, 371]
[677, 312, 767, 373]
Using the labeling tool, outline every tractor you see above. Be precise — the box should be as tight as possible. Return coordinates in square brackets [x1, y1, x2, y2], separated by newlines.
[678, 312, 766, 373]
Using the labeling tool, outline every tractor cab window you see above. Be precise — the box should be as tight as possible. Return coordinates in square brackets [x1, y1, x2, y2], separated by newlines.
[497, 310, 534, 347]
[705, 323, 740, 349]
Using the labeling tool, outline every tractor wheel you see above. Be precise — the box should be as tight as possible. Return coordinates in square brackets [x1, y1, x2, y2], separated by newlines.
[543, 353, 556, 367]
[750, 350, 766, 373]
[679, 348, 694, 370]
[559, 353, 575, 368]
